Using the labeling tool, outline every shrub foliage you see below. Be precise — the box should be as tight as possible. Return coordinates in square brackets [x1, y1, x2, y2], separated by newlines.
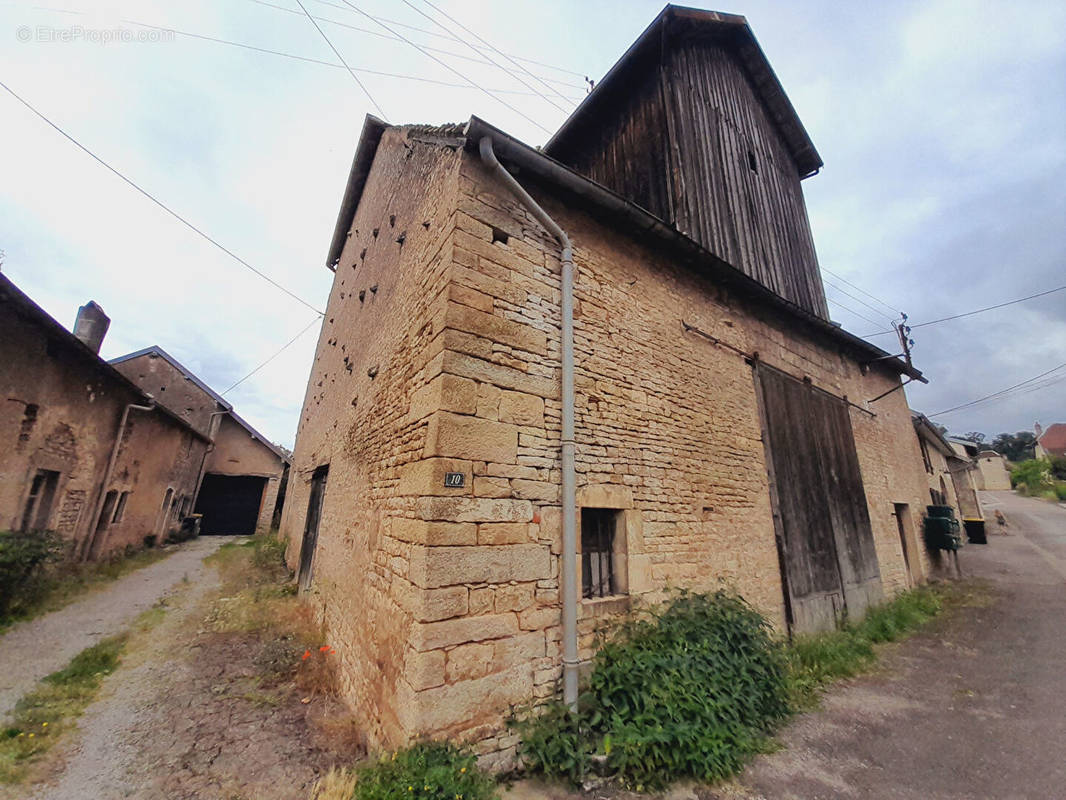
[0, 530, 62, 618]
[514, 586, 951, 791]
[351, 742, 497, 800]
[515, 590, 790, 790]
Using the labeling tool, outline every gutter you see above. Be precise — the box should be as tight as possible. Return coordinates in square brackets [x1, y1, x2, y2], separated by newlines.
[463, 116, 923, 383]
[478, 136, 580, 710]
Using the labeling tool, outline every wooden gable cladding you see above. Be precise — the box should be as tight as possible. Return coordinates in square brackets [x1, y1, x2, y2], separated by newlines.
[545, 9, 829, 319]
[662, 40, 828, 319]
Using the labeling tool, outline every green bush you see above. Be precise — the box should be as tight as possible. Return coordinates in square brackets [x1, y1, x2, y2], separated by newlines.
[1054, 484, 1066, 502]
[515, 586, 950, 791]
[510, 699, 594, 785]
[1011, 458, 1052, 494]
[1049, 456, 1066, 482]
[515, 591, 790, 791]
[351, 742, 497, 800]
[0, 530, 62, 618]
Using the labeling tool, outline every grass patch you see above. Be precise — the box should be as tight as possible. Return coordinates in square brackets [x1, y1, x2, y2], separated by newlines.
[0, 634, 128, 784]
[205, 534, 341, 699]
[786, 584, 946, 708]
[0, 545, 174, 635]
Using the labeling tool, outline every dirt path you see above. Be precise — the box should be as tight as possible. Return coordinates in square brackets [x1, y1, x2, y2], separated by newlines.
[24, 541, 353, 800]
[0, 537, 222, 720]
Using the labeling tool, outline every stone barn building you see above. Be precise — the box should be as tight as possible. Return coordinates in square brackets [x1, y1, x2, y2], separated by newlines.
[0, 275, 209, 558]
[280, 5, 937, 761]
[111, 346, 290, 535]
[975, 450, 1012, 491]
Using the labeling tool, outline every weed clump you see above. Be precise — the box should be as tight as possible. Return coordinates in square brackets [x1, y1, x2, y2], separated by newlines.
[787, 584, 944, 707]
[347, 742, 497, 800]
[0, 529, 62, 620]
[514, 590, 790, 790]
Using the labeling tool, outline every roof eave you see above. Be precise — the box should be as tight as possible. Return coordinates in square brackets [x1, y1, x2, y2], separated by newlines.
[543, 4, 822, 177]
[467, 115, 919, 382]
[326, 114, 389, 270]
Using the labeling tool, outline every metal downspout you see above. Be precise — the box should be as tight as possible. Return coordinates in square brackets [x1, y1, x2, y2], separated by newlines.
[84, 401, 155, 560]
[479, 136, 579, 709]
[190, 410, 230, 512]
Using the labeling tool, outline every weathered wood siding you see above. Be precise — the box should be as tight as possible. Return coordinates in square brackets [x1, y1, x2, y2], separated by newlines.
[554, 57, 673, 218]
[756, 365, 882, 633]
[663, 41, 828, 318]
[549, 38, 829, 319]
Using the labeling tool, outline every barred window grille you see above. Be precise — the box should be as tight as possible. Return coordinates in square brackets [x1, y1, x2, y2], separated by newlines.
[581, 508, 617, 598]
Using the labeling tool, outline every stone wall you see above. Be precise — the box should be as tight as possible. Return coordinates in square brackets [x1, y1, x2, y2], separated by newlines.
[283, 140, 935, 765]
[0, 277, 208, 558]
[280, 127, 466, 748]
[99, 407, 208, 553]
[113, 351, 219, 437]
[977, 453, 1012, 491]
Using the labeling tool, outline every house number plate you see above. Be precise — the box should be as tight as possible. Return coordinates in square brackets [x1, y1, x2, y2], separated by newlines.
[443, 472, 465, 488]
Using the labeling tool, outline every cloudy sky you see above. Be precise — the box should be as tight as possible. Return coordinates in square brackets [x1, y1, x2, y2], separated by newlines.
[2, 0, 1063, 448]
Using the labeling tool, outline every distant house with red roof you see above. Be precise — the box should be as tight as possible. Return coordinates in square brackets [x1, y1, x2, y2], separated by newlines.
[1035, 423, 1066, 459]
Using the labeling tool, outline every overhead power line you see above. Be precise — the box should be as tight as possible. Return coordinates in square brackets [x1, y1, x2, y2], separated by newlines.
[928, 361, 1066, 418]
[304, 0, 587, 78]
[401, 0, 573, 114]
[222, 315, 322, 394]
[823, 279, 895, 325]
[294, 0, 388, 119]
[0, 79, 325, 316]
[337, 0, 554, 135]
[106, 16, 578, 98]
[821, 266, 900, 318]
[245, 0, 584, 90]
[864, 284, 1066, 337]
[826, 297, 886, 329]
[416, 0, 577, 110]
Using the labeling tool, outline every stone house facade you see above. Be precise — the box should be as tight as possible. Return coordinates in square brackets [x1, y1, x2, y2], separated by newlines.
[111, 346, 289, 535]
[913, 412, 982, 522]
[280, 6, 937, 762]
[975, 450, 1012, 491]
[0, 274, 209, 558]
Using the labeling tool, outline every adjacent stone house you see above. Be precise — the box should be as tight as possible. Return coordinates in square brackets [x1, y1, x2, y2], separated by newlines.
[975, 450, 1012, 491]
[111, 346, 290, 535]
[0, 274, 209, 558]
[913, 413, 982, 525]
[280, 5, 937, 762]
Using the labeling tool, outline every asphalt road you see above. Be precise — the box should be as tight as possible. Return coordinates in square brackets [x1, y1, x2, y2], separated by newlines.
[728, 490, 1066, 800]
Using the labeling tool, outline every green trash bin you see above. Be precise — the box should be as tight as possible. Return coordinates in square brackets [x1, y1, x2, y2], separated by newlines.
[924, 514, 962, 551]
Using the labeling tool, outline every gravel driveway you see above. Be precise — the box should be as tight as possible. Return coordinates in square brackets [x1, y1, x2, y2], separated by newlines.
[0, 537, 221, 720]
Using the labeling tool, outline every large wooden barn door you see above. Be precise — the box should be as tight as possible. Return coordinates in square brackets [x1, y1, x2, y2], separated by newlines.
[755, 364, 883, 633]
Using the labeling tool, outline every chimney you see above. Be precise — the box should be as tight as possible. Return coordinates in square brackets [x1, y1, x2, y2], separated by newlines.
[73, 301, 110, 354]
